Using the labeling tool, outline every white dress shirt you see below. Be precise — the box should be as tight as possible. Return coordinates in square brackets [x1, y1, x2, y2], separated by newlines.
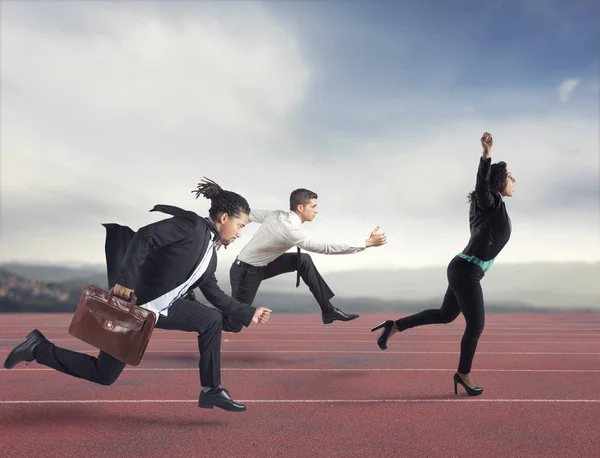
[140, 240, 216, 323]
[237, 209, 366, 267]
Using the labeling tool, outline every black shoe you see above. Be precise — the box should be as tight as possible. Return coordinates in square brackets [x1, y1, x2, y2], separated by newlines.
[3, 329, 46, 369]
[322, 308, 359, 324]
[371, 320, 395, 350]
[199, 387, 247, 412]
[453, 372, 483, 397]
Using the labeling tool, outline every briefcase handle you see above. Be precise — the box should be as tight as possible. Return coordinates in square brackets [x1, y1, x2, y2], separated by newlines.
[107, 288, 138, 312]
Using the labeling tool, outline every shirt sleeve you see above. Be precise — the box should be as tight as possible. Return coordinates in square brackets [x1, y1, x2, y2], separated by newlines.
[286, 226, 366, 255]
[475, 157, 502, 211]
[249, 209, 275, 224]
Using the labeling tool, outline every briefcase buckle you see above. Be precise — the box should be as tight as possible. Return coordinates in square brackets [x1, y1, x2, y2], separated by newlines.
[107, 321, 113, 328]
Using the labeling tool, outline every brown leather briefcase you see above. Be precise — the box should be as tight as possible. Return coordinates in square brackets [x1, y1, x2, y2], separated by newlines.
[68, 285, 156, 366]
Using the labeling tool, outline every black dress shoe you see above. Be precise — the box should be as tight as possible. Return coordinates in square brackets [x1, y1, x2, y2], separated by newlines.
[453, 372, 483, 396]
[3, 329, 46, 369]
[322, 308, 359, 324]
[199, 388, 247, 412]
[371, 320, 395, 350]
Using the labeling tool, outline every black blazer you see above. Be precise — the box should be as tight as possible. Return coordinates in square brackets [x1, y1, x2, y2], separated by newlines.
[462, 157, 512, 262]
[102, 204, 256, 327]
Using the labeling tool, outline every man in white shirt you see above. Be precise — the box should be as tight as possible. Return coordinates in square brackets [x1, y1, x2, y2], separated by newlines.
[229, 188, 387, 326]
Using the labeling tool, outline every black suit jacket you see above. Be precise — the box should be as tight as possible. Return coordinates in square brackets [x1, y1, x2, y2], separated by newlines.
[102, 204, 256, 327]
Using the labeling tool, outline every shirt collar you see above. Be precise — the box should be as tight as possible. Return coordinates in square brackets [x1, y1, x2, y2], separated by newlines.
[203, 217, 220, 241]
[289, 211, 302, 226]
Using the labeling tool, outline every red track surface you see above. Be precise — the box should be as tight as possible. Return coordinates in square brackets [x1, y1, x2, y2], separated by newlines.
[1, 313, 600, 457]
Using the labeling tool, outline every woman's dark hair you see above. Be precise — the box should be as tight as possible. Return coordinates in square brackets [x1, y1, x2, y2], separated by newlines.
[192, 177, 251, 219]
[467, 161, 508, 203]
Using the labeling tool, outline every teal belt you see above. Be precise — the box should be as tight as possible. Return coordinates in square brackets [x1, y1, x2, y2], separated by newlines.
[457, 253, 495, 272]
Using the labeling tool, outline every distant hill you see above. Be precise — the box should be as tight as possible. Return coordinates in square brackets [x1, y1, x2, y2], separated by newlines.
[1, 261, 599, 312]
[228, 261, 600, 310]
[0, 263, 106, 283]
[0, 266, 107, 313]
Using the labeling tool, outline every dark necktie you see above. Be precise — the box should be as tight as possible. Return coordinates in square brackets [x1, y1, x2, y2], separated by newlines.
[296, 247, 301, 288]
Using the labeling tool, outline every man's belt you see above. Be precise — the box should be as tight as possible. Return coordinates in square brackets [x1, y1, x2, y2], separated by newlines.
[234, 258, 265, 271]
[235, 253, 301, 287]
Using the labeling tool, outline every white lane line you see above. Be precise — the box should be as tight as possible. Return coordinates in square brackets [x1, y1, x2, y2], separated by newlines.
[223, 350, 600, 355]
[2, 323, 592, 326]
[1, 330, 598, 337]
[5, 368, 600, 372]
[1, 324, 599, 332]
[1, 323, 599, 329]
[1, 350, 600, 355]
[222, 332, 600, 336]
[232, 350, 600, 355]
[1, 399, 599, 404]
[2, 339, 600, 344]
[228, 339, 600, 344]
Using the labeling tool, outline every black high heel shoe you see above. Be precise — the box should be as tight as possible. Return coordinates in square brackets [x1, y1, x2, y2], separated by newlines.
[371, 320, 395, 350]
[453, 372, 483, 396]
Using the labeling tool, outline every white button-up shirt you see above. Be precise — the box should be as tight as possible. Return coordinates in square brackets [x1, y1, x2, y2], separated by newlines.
[140, 240, 216, 323]
[236, 209, 366, 267]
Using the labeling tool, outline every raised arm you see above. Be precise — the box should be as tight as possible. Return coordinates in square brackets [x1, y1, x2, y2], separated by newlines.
[474, 132, 501, 210]
[249, 209, 275, 224]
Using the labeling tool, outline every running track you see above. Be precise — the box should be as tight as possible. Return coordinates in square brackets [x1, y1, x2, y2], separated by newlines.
[1, 313, 600, 457]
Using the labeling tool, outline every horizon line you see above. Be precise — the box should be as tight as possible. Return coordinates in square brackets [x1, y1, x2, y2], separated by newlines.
[1, 259, 599, 270]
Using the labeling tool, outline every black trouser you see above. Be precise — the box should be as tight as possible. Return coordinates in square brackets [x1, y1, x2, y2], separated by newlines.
[33, 298, 223, 387]
[230, 253, 335, 313]
[395, 255, 485, 374]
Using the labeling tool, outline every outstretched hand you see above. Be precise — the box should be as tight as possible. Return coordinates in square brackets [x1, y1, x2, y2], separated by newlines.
[252, 306, 272, 324]
[366, 226, 387, 248]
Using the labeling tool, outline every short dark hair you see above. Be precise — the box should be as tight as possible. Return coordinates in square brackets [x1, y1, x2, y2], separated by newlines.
[192, 177, 251, 219]
[290, 188, 318, 212]
[467, 161, 508, 203]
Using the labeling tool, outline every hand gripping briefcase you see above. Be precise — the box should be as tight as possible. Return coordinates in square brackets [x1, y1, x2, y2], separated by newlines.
[68, 285, 156, 366]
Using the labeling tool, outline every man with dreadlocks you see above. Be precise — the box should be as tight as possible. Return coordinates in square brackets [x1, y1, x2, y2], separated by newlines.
[228, 187, 387, 327]
[4, 178, 272, 413]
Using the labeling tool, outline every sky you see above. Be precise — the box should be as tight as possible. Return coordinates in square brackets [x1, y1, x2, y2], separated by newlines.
[1, 0, 599, 274]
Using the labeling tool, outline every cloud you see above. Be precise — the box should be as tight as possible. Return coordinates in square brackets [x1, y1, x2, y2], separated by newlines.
[1, 1, 310, 227]
[557, 78, 581, 102]
[1, 2, 598, 274]
[1, 2, 310, 164]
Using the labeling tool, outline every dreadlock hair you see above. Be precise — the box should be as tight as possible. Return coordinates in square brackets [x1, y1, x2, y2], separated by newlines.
[192, 177, 251, 219]
[290, 188, 318, 212]
[467, 161, 508, 203]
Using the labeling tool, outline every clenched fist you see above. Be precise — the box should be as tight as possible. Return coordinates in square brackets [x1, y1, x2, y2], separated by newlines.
[252, 306, 272, 324]
[481, 132, 493, 158]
